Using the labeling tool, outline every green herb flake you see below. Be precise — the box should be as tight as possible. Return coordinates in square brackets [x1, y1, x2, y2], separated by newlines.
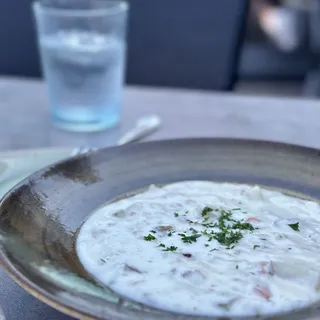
[163, 246, 178, 252]
[202, 229, 214, 237]
[179, 233, 202, 244]
[144, 234, 156, 241]
[217, 210, 234, 229]
[201, 206, 213, 217]
[202, 222, 217, 228]
[253, 245, 260, 249]
[146, 205, 257, 253]
[213, 230, 243, 248]
[288, 222, 300, 232]
[232, 221, 255, 231]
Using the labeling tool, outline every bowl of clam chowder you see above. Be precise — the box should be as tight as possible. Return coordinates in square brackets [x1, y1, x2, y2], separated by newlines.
[0, 139, 320, 320]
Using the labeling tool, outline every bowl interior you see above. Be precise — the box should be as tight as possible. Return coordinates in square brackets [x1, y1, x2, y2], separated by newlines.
[0, 139, 320, 320]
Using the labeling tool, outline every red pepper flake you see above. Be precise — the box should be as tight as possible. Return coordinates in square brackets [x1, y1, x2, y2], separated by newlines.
[183, 253, 192, 258]
[254, 285, 271, 301]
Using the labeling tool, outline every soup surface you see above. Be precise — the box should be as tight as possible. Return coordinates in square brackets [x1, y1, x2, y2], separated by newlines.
[76, 181, 320, 316]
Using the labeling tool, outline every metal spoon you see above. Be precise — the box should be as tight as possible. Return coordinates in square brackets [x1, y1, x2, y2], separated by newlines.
[74, 114, 161, 155]
[117, 114, 161, 145]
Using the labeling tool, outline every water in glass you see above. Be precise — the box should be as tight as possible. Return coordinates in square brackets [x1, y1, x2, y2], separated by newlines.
[40, 30, 125, 131]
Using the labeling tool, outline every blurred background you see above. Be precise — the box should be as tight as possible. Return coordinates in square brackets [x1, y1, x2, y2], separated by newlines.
[1, 0, 320, 97]
[239, 0, 315, 97]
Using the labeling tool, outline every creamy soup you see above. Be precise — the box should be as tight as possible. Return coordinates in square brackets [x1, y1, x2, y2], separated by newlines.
[76, 181, 320, 316]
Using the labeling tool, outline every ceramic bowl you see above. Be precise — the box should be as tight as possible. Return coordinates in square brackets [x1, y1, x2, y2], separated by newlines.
[0, 139, 320, 320]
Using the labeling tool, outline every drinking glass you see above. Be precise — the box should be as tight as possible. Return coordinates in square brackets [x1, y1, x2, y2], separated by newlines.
[33, 0, 128, 132]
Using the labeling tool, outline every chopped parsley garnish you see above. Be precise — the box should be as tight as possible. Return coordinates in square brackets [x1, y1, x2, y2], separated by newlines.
[217, 210, 234, 229]
[189, 227, 198, 234]
[288, 222, 300, 232]
[145, 206, 256, 252]
[202, 222, 217, 228]
[232, 221, 255, 231]
[253, 245, 260, 249]
[163, 246, 177, 252]
[213, 230, 243, 248]
[202, 229, 214, 237]
[144, 234, 156, 241]
[179, 233, 201, 244]
[202, 208, 255, 248]
[201, 206, 213, 217]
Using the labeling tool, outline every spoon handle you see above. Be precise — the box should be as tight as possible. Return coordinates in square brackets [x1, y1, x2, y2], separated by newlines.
[117, 115, 161, 146]
[74, 114, 161, 155]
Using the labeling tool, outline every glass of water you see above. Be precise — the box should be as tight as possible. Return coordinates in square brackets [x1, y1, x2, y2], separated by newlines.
[33, 0, 128, 132]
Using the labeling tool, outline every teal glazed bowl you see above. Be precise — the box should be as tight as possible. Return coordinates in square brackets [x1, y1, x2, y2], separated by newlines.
[0, 139, 320, 320]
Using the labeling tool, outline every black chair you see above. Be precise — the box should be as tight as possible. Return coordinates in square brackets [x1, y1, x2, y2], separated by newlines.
[0, 0, 248, 90]
[127, 0, 248, 90]
[0, 1, 41, 78]
[304, 0, 320, 96]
